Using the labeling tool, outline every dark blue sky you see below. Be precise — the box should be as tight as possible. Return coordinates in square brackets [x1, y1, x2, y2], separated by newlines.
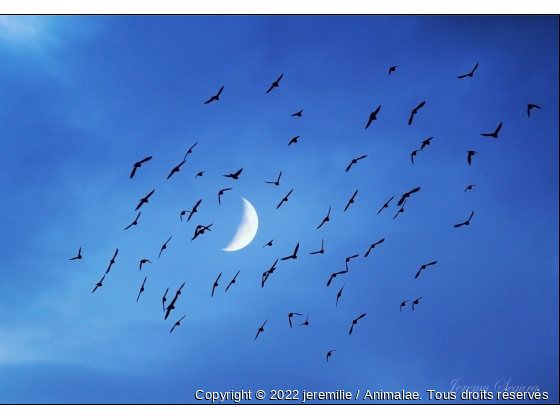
[0, 16, 558, 404]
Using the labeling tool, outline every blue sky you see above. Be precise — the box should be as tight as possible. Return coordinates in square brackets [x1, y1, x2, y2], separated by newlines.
[0, 16, 558, 404]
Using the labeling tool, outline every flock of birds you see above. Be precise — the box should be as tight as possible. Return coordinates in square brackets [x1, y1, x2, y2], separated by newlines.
[68, 63, 542, 362]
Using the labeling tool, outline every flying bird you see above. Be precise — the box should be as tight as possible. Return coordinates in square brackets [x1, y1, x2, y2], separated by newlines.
[170, 315, 186, 333]
[124, 212, 141, 230]
[255, 319, 268, 340]
[217, 188, 232, 205]
[223, 168, 243, 180]
[183, 142, 198, 160]
[288, 136, 300, 146]
[346, 155, 367, 172]
[344, 189, 358, 212]
[298, 314, 309, 327]
[91, 275, 105, 293]
[204, 86, 224, 104]
[527, 103, 541, 117]
[161, 287, 169, 313]
[454, 210, 475, 228]
[288, 312, 302, 328]
[310, 239, 324, 255]
[265, 171, 282, 186]
[345, 254, 359, 271]
[465, 184, 476, 192]
[164, 282, 185, 320]
[130, 156, 152, 179]
[481, 122, 502, 138]
[263, 239, 273, 248]
[135, 189, 155, 211]
[393, 199, 407, 220]
[377, 196, 395, 215]
[69, 247, 82, 260]
[415, 261, 438, 279]
[400, 300, 409, 312]
[397, 187, 420, 206]
[327, 270, 347, 287]
[410, 150, 420, 164]
[167, 160, 186, 179]
[420, 137, 433, 150]
[105, 248, 118, 274]
[317, 206, 331, 229]
[457, 62, 479, 78]
[211, 272, 222, 297]
[266, 74, 283, 94]
[336, 284, 345, 307]
[467, 150, 478, 165]
[262, 259, 278, 287]
[225, 270, 240, 292]
[326, 350, 337, 362]
[191, 224, 212, 241]
[389, 65, 398, 75]
[412, 297, 423, 310]
[408, 101, 426, 125]
[139, 259, 151, 271]
[280, 242, 300, 260]
[136, 276, 147, 302]
[276, 189, 293, 209]
[158, 236, 172, 259]
[185, 199, 202, 222]
[291, 109, 303, 117]
[349, 313, 366, 335]
[364, 238, 385, 257]
[195, 171, 204, 178]
[365, 105, 381, 129]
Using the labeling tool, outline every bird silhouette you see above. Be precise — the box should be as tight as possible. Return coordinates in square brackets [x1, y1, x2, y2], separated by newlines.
[135, 189, 155, 211]
[161, 287, 169, 313]
[481, 122, 502, 138]
[183, 142, 198, 160]
[397, 187, 421, 206]
[255, 319, 268, 340]
[105, 248, 118, 274]
[365, 105, 381, 129]
[291, 109, 303, 117]
[298, 314, 309, 327]
[310, 239, 324, 255]
[345, 254, 359, 271]
[262, 259, 278, 287]
[136, 276, 147, 302]
[527, 103, 541, 117]
[91, 275, 105, 293]
[69, 247, 82, 260]
[408, 101, 426, 125]
[158, 236, 172, 259]
[364, 238, 385, 257]
[288, 312, 302, 328]
[344, 189, 358, 212]
[204, 86, 224, 104]
[420, 137, 433, 150]
[393, 199, 407, 220]
[191, 224, 212, 241]
[317, 206, 331, 229]
[167, 160, 186, 179]
[281, 243, 299, 260]
[415, 261, 437, 279]
[164, 282, 185, 320]
[217, 188, 232, 205]
[276, 189, 293, 209]
[139, 259, 151, 271]
[223, 168, 243, 179]
[195, 171, 204, 178]
[336, 284, 345, 307]
[454, 210, 475, 228]
[225, 270, 240, 292]
[263, 239, 274, 248]
[346, 155, 367, 172]
[465, 184, 476, 192]
[211, 272, 222, 297]
[349, 313, 366, 335]
[412, 297, 423, 310]
[400, 300, 409, 312]
[124, 212, 141, 230]
[265, 171, 282, 186]
[457, 62, 479, 78]
[327, 270, 347, 287]
[467, 150, 478, 165]
[377, 196, 395, 215]
[266, 74, 283, 94]
[410, 150, 420, 164]
[288, 136, 300, 146]
[170, 315, 186, 333]
[388, 66, 398, 75]
[185, 199, 202, 222]
[130, 156, 152, 179]
[326, 350, 337, 362]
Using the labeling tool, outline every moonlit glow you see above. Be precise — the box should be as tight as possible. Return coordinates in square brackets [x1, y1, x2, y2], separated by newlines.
[222, 197, 258, 251]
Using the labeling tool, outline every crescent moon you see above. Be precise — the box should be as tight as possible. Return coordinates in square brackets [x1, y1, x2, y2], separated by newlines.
[222, 197, 259, 252]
